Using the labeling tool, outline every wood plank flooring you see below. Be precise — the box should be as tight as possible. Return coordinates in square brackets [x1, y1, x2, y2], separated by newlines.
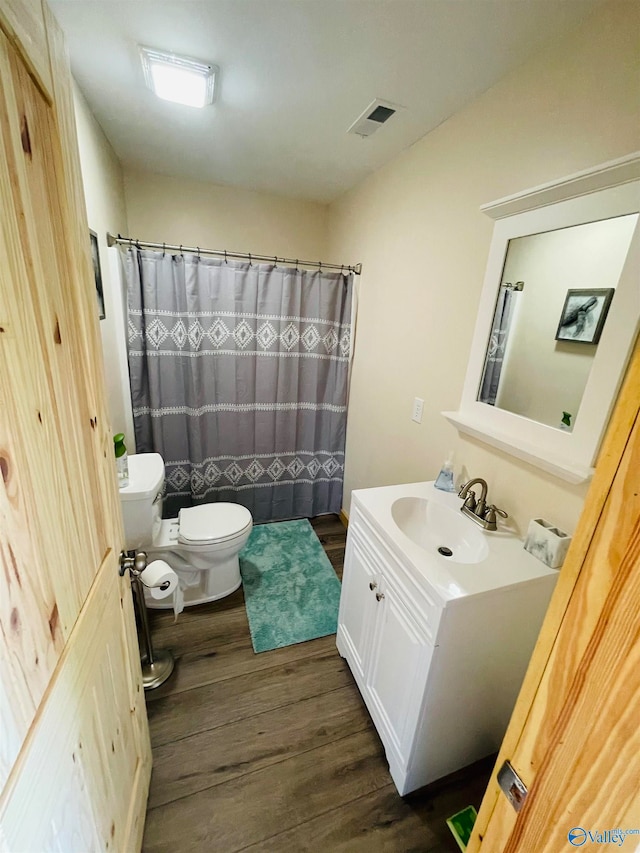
[141, 515, 493, 852]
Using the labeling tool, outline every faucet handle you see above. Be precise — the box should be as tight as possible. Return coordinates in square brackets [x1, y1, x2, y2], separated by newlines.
[458, 480, 471, 498]
[462, 491, 477, 512]
[484, 505, 508, 526]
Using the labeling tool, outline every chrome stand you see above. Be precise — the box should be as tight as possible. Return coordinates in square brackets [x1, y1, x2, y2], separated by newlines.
[120, 551, 175, 690]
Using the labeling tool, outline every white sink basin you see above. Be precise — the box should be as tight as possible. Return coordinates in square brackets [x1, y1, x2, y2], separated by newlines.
[352, 481, 557, 601]
[391, 496, 489, 564]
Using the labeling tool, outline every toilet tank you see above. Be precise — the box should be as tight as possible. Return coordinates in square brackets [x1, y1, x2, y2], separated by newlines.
[119, 453, 165, 550]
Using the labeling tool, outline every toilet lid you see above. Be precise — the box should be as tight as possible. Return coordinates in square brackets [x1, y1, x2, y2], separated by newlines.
[178, 503, 252, 545]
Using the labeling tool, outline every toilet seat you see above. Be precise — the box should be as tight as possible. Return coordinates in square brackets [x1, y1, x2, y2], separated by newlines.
[178, 503, 253, 546]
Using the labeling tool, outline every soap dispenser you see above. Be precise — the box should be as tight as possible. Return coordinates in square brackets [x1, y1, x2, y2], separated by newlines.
[434, 451, 456, 492]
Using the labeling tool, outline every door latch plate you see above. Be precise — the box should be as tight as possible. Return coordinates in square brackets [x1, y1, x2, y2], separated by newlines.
[497, 760, 528, 812]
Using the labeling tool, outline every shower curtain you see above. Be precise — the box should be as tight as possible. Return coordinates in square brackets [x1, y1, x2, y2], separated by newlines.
[478, 284, 517, 406]
[124, 249, 352, 522]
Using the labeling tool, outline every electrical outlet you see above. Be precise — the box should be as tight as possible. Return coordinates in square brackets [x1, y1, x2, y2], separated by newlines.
[412, 397, 424, 423]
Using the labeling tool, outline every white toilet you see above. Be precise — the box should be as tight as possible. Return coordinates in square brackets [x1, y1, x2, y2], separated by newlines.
[119, 452, 253, 608]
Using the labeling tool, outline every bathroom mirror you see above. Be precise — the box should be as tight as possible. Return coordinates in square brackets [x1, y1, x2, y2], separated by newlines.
[479, 215, 638, 429]
[444, 153, 640, 483]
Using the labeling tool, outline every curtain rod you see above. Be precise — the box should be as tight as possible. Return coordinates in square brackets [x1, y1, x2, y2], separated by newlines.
[106, 233, 362, 276]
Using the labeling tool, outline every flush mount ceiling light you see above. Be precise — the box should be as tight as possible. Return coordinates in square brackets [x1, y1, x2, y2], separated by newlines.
[140, 46, 218, 108]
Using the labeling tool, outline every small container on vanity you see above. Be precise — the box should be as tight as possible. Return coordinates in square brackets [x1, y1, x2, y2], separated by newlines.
[524, 518, 572, 569]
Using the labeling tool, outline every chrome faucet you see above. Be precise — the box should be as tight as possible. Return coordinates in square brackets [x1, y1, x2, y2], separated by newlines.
[458, 478, 508, 531]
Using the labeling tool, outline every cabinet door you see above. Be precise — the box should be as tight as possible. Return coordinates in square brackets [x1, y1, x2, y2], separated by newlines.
[366, 572, 434, 765]
[337, 533, 380, 683]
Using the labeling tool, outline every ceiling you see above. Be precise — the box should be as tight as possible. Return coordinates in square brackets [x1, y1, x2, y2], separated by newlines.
[50, 0, 601, 204]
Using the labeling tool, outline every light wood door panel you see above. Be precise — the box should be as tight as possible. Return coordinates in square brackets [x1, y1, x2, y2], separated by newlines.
[43, 1, 126, 526]
[0, 0, 151, 847]
[0, 0, 52, 98]
[2, 28, 107, 609]
[0, 32, 69, 775]
[469, 339, 640, 851]
[1, 562, 148, 852]
[505, 424, 639, 849]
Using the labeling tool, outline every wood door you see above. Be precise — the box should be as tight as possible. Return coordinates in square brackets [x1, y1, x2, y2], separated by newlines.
[468, 338, 640, 851]
[0, 2, 151, 850]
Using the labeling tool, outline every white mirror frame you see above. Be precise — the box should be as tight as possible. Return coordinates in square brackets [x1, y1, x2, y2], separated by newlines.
[444, 153, 640, 484]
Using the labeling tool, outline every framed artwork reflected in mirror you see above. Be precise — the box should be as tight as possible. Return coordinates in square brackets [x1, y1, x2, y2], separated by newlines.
[555, 288, 614, 344]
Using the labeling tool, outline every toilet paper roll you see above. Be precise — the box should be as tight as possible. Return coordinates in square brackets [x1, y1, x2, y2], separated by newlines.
[140, 560, 179, 600]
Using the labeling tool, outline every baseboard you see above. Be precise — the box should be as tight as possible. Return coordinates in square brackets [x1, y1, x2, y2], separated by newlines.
[339, 508, 349, 528]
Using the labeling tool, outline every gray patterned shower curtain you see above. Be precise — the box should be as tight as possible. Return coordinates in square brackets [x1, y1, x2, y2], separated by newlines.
[478, 284, 517, 406]
[124, 249, 352, 522]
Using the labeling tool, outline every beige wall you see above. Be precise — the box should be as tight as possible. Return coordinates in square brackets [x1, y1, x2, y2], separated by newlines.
[328, 1, 640, 536]
[73, 82, 132, 442]
[123, 171, 328, 261]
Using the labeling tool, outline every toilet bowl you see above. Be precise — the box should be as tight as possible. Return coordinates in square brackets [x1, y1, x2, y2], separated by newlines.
[119, 453, 253, 608]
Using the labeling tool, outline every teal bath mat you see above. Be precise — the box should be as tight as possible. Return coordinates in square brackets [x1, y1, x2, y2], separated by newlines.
[240, 519, 341, 653]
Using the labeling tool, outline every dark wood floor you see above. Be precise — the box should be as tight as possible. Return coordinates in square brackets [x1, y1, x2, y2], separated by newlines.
[141, 515, 493, 852]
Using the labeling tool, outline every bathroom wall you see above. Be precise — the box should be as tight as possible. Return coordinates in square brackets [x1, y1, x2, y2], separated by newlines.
[123, 170, 328, 261]
[73, 82, 132, 441]
[327, 0, 640, 536]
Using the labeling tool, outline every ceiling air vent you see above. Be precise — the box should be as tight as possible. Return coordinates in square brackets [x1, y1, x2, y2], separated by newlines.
[347, 98, 402, 138]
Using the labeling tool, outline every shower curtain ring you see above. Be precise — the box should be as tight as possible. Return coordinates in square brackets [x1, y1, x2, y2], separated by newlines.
[274, 256, 278, 268]
[162, 242, 166, 257]
[179, 245, 183, 257]
[318, 261, 322, 273]
[197, 246, 201, 259]
[224, 250, 228, 264]
[249, 253, 252, 266]
[295, 259, 299, 272]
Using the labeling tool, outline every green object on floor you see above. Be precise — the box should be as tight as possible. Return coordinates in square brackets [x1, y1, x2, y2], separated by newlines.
[446, 805, 478, 852]
[240, 519, 341, 654]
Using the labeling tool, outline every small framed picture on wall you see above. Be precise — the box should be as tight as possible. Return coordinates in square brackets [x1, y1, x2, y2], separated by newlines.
[555, 288, 614, 344]
[90, 230, 106, 320]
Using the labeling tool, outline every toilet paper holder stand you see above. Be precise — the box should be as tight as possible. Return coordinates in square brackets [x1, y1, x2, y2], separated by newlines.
[120, 550, 175, 690]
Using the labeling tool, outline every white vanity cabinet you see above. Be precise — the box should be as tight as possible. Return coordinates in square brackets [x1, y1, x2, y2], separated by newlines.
[338, 521, 437, 783]
[337, 485, 558, 796]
